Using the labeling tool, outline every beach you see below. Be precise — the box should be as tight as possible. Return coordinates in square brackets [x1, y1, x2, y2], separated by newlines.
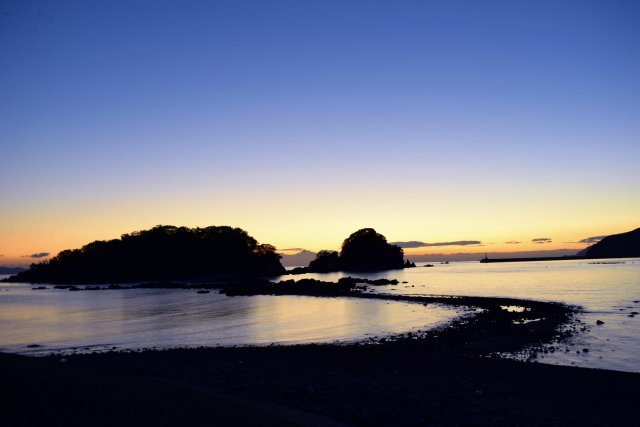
[3, 288, 640, 426]
[4, 343, 640, 426]
[2, 261, 639, 425]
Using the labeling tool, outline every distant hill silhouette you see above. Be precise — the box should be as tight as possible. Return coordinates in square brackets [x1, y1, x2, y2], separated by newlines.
[306, 228, 407, 273]
[581, 228, 640, 258]
[0, 266, 26, 275]
[6, 225, 285, 283]
[279, 249, 317, 267]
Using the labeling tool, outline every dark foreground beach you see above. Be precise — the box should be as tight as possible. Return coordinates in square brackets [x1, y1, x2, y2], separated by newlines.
[3, 292, 640, 426]
[3, 345, 640, 427]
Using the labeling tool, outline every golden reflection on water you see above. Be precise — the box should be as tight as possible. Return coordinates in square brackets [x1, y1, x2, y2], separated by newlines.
[245, 296, 443, 344]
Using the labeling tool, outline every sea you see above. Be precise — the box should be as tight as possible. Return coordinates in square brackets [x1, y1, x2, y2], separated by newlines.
[1, 258, 639, 373]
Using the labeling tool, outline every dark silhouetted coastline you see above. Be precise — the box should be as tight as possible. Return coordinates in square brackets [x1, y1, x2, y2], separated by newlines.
[581, 227, 640, 258]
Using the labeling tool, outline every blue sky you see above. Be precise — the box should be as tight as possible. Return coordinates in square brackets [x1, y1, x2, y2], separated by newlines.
[1, 0, 639, 262]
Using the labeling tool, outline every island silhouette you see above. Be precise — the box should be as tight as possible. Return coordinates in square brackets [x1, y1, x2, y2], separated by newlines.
[4, 226, 416, 283]
[6, 225, 284, 284]
[305, 228, 413, 273]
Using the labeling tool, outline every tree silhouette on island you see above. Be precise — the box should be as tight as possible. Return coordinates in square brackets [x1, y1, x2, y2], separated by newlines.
[7, 225, 285, 284]
[307, 228, 412, 273]
[4, 226, 414, 284]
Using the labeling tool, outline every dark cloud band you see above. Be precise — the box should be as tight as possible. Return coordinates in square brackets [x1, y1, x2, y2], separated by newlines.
[21, 252, 50, 259]
[532, 238, 552, 244]
[391, 240, 482, 248]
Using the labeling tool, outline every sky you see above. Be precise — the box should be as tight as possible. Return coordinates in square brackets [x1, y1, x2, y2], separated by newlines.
[1, 0, 639, 266]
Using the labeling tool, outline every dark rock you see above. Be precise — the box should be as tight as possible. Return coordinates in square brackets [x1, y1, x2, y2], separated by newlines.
[596, 320, 605, 325]
[287, 266, 309, 275]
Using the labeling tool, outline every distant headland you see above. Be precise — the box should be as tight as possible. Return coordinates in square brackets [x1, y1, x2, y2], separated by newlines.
[481, 227, 640, 263]
[579, 227, 640, 258]
[0, 266, 26, 275]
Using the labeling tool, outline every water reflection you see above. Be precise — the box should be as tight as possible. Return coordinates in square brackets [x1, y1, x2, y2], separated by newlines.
[2, 259, 638, 372]
[0, 287, 457, 354]
[282, 258, 640, 372]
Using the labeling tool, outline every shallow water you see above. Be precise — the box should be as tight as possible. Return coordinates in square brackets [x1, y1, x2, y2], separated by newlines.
[282, 258, 640, 372]
[0, 284, 457, 355]
[1, 258, 638, 372]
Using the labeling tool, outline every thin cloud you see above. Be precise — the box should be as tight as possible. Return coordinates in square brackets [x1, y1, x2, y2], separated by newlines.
[504, 241, 521, 244]
[391, 240, 482, 248]
[579, 235, 608, 244]
[532, 238, 552, 244]
[278, 248, 305, 252]
[21, 252, 50, 258]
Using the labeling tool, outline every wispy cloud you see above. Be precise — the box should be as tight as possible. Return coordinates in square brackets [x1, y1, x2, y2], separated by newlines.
[504, 241, 521, 244]
[21, 252, 50, 259]
[278, 248, 305, 252]
[578, 235, 608, 244]
[532, 238, 552, 244]
[391, 240, 482, 248]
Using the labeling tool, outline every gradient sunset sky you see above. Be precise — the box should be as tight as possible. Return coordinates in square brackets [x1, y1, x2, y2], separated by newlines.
[1, 1, 639, 266]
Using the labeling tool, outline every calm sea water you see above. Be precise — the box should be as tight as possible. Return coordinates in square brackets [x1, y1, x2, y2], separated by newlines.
[1, 258, 638, 372]
[281, 258, 640, 372]
[0, 282, 458, 355]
